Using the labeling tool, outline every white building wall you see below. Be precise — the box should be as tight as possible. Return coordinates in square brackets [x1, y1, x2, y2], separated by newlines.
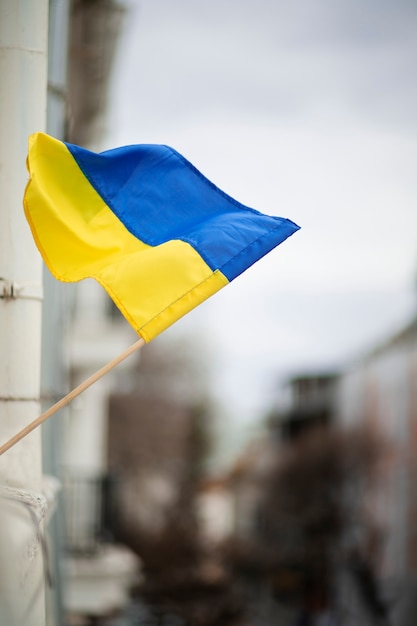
[0, 1, 50, 623]
[336, 336, 417, 579]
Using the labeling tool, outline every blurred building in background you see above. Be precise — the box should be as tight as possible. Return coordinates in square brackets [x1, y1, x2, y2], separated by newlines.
[337, 314, 417, 621]
[216, 313, 417, 625]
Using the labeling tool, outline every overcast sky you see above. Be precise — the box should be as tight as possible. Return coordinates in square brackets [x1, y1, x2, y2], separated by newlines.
[105, 0, 417, 462]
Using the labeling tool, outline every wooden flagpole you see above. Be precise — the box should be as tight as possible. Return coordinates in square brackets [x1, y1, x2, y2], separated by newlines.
[0, 337, 146, 457]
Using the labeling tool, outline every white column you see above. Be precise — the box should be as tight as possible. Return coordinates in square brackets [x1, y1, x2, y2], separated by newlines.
[0, 1, 49, 624]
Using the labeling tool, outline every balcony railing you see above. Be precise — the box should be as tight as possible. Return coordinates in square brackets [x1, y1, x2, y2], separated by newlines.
[62, 471, 120, 555]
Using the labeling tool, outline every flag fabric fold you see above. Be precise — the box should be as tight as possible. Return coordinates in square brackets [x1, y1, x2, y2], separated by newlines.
[24, 132, 300, 342]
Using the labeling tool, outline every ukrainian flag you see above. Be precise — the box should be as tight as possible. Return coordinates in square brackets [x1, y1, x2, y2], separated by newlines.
[24, 133, 299, 342]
